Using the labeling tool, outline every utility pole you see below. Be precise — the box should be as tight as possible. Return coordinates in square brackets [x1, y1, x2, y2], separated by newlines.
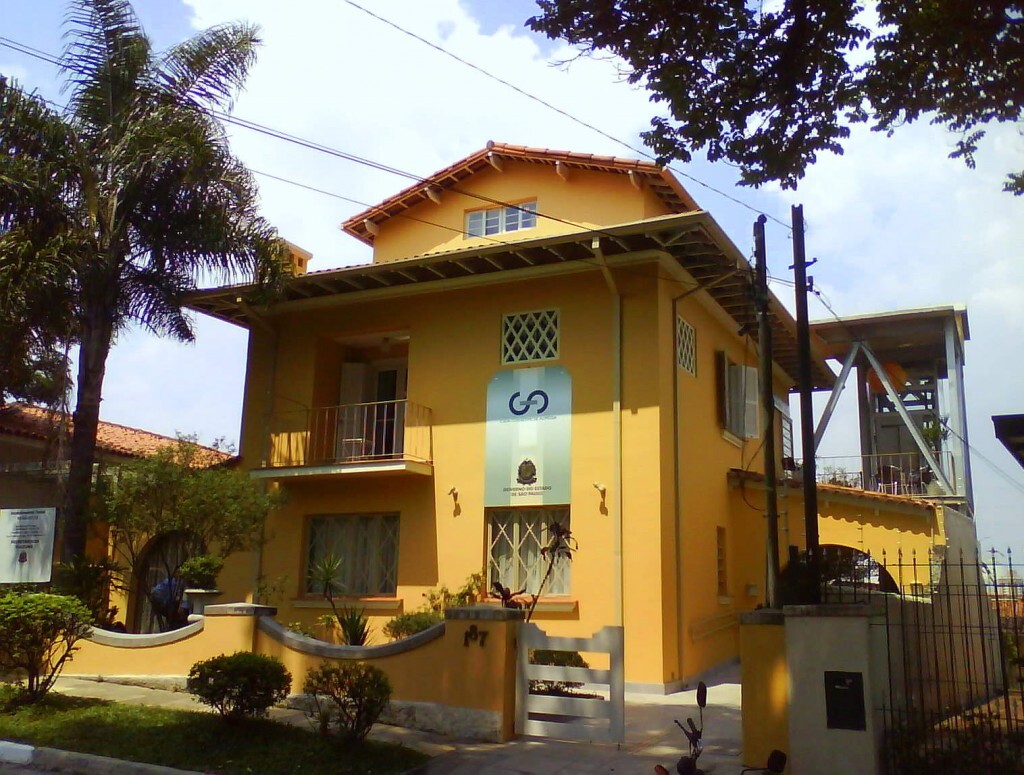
[791, 204, 821, 603]
[754, 215, 781, 608]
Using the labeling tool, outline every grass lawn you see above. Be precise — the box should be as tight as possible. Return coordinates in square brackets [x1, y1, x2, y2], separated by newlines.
[0, 694, 429, 774]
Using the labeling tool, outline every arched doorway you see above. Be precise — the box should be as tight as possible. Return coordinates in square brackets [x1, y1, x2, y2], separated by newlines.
[130, 531, 191, 633]
[780, 544, 899, 603]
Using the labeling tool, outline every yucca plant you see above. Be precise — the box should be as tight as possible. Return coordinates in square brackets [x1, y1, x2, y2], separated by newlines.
[0, 0, 286, 560]
[335, 607, 371, 647]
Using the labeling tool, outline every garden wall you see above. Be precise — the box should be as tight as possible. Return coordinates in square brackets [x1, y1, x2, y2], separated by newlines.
[64, 603, 522, 742]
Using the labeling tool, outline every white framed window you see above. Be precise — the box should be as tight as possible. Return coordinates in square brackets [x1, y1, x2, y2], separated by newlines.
[488, 507, 570, 596]
[676, 316, 697, 376]
[466, 201, 537, 238]
[306, 513, 399, 596]
[717, 352, 759, 439]
[776, 396, 794, 463]
[502, 308, 559, 364]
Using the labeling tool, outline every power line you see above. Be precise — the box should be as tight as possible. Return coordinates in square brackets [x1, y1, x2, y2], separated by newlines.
[0, 35, 765, 294]
[341, 0, 792, 231]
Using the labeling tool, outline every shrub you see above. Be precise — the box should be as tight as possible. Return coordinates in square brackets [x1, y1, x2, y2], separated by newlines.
[335, 607, 371, 646]
[285, 621, 318, 639]
[0, 591, 93, 703]
[51, 556, 124, 628]
[382, 610, 443, 641]
[186, 652, 291, 722]
[178, 555, 224, 589]
[303, 663, 391, 742]
[529, 649, 590, 697]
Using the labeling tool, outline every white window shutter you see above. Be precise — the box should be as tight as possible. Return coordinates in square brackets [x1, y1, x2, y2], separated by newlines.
[743, 365, 759, 439]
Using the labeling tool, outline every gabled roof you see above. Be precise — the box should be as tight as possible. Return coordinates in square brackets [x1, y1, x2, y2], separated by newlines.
[340, 141, 701, 245]
[0, 403, 231, 467]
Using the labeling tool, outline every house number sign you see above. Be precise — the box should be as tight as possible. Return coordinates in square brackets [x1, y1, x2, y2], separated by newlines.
[463, 624, 489, 648]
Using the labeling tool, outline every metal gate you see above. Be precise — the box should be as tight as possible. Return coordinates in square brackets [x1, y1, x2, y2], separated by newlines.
[516, 623, 624, 743]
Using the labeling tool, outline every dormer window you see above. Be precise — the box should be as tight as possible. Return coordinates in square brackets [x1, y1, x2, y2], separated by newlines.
[466, 201, 537, 238]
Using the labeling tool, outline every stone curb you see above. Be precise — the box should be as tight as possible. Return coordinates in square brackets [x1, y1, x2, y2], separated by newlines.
[0, 739, 201, 774]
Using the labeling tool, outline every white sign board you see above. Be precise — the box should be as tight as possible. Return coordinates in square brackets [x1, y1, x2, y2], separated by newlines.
[485, 366, 572, 506]
[0, 508, 57, 583]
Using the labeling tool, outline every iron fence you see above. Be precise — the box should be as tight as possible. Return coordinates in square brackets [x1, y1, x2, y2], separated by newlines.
[872, 549, 1023, 774]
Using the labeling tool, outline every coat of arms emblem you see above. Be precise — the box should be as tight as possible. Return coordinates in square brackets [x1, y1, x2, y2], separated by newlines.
[517, 458, 537, 485]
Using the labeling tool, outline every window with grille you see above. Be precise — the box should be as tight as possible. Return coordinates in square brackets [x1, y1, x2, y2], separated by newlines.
[716, 352, 759, 439]
[502, 309, 559, 364]
[306, 514, 399, 596]
[676, 316, 697, 375]
[488, 507, 570, 596]
[716, 527, 728, 596]
[466, 201, 537, 238]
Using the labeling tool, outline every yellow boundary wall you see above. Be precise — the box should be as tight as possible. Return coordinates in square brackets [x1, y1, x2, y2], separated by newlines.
[66, 603, 523, 741]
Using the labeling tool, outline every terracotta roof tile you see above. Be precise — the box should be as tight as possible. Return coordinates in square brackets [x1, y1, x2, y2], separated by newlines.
[340, 141, 701, 245]
[0, 403, 231, 467]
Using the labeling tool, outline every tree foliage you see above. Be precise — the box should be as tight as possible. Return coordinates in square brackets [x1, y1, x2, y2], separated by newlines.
[528, 0, 1024, 193]
[98, 436, 278, 625]
[0, 0, 286, 560]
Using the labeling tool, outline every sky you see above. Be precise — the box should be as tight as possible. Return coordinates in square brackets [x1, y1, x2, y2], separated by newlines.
[2, 0, 1023, 554]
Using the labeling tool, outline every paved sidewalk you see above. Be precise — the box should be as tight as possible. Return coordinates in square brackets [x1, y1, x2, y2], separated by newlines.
[39, 666, 746, 774]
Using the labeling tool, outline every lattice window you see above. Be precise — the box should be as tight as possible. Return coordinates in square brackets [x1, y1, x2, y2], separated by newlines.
[488, 507, 570, 596]
[676, 316, 697, 375]
[306, 514, 399, 596]
[502, 309, 559, 364]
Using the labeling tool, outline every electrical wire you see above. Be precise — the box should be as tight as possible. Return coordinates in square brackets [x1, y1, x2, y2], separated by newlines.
[340, 0, 792, 231]
[1, 34, 776, 312]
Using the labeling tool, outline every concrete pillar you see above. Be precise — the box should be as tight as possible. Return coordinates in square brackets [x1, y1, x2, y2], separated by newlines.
[783, 604, 888, 775]
[739, 610, 789, 769]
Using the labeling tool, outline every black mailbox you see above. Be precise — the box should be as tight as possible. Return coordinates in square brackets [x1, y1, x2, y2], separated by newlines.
[823, 671, 867, 731]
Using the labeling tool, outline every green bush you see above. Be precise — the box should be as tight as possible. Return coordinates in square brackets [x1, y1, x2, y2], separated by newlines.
[382, 610, 442, 641]
[186, 652, 291, 722]
[178, 555, 224, 589]
[51, 556, 124, 628]
[529, 649, 590, 697]
[303, 663, 391, 742]
[0, 591, 93, 704]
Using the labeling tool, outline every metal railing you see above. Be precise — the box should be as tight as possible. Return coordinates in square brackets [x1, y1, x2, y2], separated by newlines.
[811, 451, 957, 498]
[265, 400, 432, 468]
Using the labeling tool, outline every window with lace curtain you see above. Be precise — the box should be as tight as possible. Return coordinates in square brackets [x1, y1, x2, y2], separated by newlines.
[488, 507, 571, 596]
[305, 513, 399, 596]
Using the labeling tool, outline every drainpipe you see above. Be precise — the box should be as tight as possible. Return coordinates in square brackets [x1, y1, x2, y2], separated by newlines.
[239, 301, 278, 603]
[593, 238, 624, 629]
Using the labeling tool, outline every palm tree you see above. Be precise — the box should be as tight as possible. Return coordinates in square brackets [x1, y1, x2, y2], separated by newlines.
[0, 0, 285, 559]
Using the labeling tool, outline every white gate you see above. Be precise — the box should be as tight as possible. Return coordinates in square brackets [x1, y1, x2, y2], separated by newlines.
[516, 623, 624, 743]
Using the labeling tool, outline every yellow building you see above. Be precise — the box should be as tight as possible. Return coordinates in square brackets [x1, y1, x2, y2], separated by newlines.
[189, 143, 973, 691]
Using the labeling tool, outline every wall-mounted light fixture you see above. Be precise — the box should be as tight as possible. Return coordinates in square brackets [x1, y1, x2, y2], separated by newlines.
[593, 482, 607, 496]
[448, 487, 458, 500]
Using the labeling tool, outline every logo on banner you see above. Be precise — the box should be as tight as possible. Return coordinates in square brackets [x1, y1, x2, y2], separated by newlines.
[508, 389, 549, 416]
[516, 459, 538, 485]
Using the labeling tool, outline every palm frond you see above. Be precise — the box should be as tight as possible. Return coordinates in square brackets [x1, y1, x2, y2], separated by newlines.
[159, 23, 261, 111]
[62, 0, 151, 134]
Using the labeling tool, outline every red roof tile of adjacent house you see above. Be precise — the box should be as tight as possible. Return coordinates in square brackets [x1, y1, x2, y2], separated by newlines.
[0, 403, 231, 467]
[340, 141, 701, 245]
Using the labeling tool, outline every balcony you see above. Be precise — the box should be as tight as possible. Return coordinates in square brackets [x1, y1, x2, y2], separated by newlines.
[254, 400, 433, 480]
[811, 452, 957, 500]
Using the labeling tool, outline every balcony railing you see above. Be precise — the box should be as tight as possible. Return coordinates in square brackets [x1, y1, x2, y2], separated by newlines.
[265, 400, 432, 469]
[811, 452, 957, 498]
